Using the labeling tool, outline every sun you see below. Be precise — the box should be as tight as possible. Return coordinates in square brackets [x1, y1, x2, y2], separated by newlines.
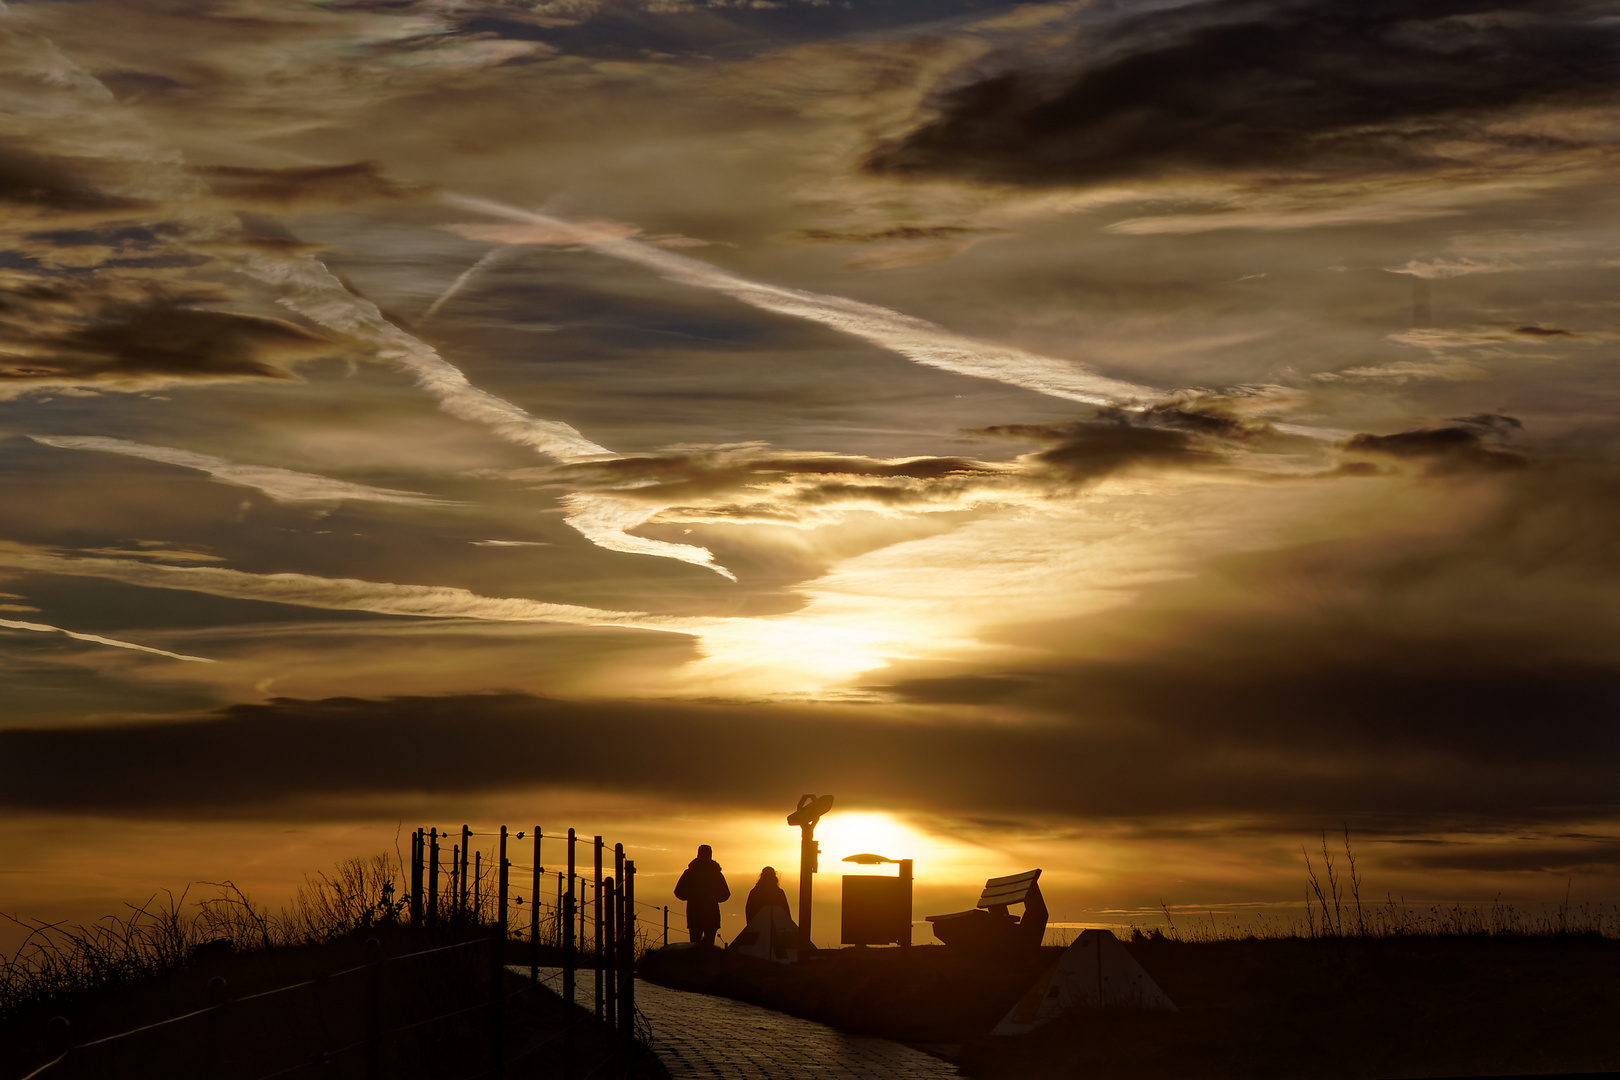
[812, 812, 928, 868]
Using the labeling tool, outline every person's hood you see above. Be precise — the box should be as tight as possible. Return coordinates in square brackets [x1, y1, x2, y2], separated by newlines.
[688, 856, 721, 870]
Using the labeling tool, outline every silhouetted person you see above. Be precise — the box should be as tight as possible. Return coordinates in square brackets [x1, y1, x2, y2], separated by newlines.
[674, 844, 730, 947]
[745, 866, 791, 925]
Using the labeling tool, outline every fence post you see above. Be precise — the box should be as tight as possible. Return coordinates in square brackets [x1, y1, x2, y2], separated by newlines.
[593, 837, 604, 1019]
[663, 906, 669, 949]
[531, 827, 541, 985]
[499, 825, 510, 937]
[462, 825, 473, 923]
[623, 861, 637, 1047]
[603, 876, 617, 1033]
[411, 829, 423, 929]
[451, 844, 460, 926]
[364, 939, 382, 1080]
[490, 823, 508, 1080]
[474, 850, 482, 924]
[563, 828, 576, 1005]
[428, 829, 440, 932]
[564, 829, 577, 1080]
[613, 845, 625, 977]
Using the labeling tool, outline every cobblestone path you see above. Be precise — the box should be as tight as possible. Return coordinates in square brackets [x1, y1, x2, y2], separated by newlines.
[520, 967, 962, 1079]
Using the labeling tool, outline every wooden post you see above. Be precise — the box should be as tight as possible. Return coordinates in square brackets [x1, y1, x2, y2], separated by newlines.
[623, 860, 637, 1046]
[603, 876, 617, 1032]
[364, 939, 382, 1080]
[563, 829, 576, 1004]
[593, 837, 604, 1019]
[555, 871, 562, 945]
[451, 844, 460, 927]
[663, 906, 669, 948]
[564, 830, 577, 1080]
[530, 827, 541, 984]
[428, 829, 440, 932]
[474, 851, 482, 924]
[613, 844, 624, 1019]
[490, 824, 507, 1080]
[499, 826, 510, 939]
[410, 829, 423, 929]
[461, 825, 472, 923]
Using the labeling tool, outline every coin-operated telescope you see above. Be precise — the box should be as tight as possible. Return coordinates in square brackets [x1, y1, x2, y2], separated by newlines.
[786, 794, 834, 957]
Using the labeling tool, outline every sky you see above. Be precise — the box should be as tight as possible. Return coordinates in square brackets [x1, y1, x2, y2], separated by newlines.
[3, 0, 1620, 946]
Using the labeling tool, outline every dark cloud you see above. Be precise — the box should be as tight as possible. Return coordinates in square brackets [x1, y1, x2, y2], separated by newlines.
[1515, 325, 1577, 337]
[1345, 416, 1526, 473]
[973, 412, 1222, 479]
[1385, 840, 1620, 874]
[788, 225, 995, 244]
[549, 448, 1001, 504]
[866, 0, 1620, 186]
[192, 161, 428, 209]
[7, 462, 1620, 831]
[3, 637, 1616, 826]
[0, 285, 328, 386]
[0, 142, 146, 216]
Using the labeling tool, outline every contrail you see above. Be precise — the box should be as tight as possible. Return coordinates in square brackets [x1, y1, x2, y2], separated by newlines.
[238, 249, 737, 575]
[444, 193, 1159, 407]
[240, 250, 617, 463]
[423, 247, 507, 321]
[443, 194, 1348, 441]
[560, 494, 737, 581]
[31, 436, 456, 506]
[0, 618, 216, 663]
[0, 543, 712, 633]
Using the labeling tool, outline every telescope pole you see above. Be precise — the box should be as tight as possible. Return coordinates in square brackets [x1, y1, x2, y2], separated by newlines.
[798, 822, 817, 956]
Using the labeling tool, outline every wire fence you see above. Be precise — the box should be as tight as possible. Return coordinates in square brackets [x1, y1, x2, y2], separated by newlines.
[12, 823, 663, 1080]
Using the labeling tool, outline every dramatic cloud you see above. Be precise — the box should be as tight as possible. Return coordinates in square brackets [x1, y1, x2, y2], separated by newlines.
[0, 280, 331, 397]
[1344, 415, 1527, 473]
[6, 0, 1620, 924]
[0, 140, 145, 216]
[868, 0, 1620, 187]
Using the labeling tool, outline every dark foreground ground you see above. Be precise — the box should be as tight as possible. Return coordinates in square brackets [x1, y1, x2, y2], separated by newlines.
[2, 928, 665, 1080]
[639, 933, 1620, 1079]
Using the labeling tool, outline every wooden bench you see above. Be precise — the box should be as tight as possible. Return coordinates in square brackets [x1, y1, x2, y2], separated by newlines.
[925, 869, 1047, 951]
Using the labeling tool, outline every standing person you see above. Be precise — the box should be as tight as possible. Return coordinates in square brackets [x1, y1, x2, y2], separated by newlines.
[674, 844, 730, 947]
[745, 866, 791, 926]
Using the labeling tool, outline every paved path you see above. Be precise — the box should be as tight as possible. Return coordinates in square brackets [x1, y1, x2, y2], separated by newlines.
[519, 967, 961, 1079]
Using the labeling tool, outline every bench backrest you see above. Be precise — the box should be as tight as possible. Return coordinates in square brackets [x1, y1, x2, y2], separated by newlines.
[977, 868, 1041, 909]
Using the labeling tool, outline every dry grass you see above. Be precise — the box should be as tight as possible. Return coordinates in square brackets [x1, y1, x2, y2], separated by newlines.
[1133, 828, 1620, 944]
[1, 853, 407, 1020]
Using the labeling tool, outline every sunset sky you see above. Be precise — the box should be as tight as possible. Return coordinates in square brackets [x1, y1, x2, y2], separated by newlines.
[3, 0, 1619, 945]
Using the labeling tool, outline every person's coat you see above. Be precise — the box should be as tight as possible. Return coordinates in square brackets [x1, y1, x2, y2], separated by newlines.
[674, 855, 730, 931]
[745, 880, 791, 926]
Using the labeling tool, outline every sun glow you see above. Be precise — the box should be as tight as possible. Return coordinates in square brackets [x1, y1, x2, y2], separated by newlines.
[812, 811, 926, 867]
